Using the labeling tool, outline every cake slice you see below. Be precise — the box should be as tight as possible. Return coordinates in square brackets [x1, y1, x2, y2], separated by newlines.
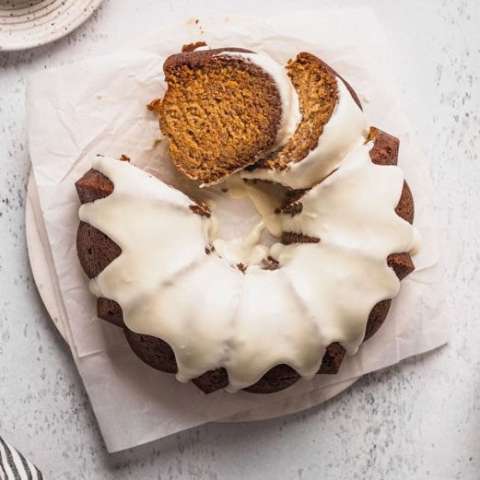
[242, 52, 369, 189]
[254, 52, 339, 171]
[157, 48, 287, 185]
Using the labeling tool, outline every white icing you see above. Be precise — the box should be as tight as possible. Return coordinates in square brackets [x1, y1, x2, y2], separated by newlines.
[213, 222, 268, 268]
[217, 51, 301, 150]
[224, 267, 323, 392]
[278, 143, 417, 259]
[79, 141, 418, 391]
[241, 79, 370, 189]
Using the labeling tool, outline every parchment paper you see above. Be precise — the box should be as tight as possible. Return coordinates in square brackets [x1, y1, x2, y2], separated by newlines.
[26, 9, 448, 452]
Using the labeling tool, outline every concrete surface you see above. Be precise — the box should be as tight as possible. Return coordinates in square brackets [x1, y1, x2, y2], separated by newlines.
[0, 1, 478, 478]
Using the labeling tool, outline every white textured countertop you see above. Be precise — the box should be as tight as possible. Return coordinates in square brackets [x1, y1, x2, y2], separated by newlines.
[0, 1, 477, 478]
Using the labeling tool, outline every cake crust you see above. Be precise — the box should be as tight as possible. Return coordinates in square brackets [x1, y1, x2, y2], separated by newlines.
[75, 128, 415, 394]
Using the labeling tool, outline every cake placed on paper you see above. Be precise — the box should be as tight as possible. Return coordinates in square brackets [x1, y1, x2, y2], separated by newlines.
[75, 44, 419, 394]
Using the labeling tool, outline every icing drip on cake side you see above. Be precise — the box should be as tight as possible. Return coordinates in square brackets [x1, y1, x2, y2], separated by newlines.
[277, 143, 416, 259]
[241, 79, 369, 189]
[79, 143, 418, 391]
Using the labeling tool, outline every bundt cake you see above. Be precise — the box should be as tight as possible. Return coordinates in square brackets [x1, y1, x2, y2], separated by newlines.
[75, 46, 418, 394]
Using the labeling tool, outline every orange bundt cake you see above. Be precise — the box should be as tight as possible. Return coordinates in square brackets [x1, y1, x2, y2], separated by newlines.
[75, 46, 418, 394]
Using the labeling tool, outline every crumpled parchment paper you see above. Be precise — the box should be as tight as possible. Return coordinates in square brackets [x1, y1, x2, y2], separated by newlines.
[26, 9, 448, 452]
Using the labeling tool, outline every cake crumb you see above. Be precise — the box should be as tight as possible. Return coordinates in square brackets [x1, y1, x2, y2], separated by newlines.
[276, 202, 303, 216]
[262, 256, 280, 271]
[282, 232, 320, 245]
[182, 41, 207, 52]
[237, 263, 247, 273]
[147, 98, 162, 113]
[190, 203, 211, 218]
